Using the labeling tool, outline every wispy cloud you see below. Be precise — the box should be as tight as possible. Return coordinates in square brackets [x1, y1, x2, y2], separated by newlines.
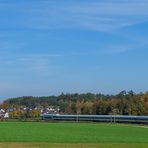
[0, 52, 87, 74]
[102, 45, 133, 54]
[0, 54, 59, 73]
[1, 0, 148, 32]
[101, 36, 148, 55]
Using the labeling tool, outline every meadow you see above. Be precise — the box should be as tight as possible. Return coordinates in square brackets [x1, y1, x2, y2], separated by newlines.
[0, 122, 147, 147]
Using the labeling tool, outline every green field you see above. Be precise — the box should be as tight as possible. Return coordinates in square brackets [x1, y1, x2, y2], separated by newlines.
[0, 122, 147, 147]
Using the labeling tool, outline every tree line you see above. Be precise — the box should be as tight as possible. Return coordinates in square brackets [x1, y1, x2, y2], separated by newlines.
[1, 90, 148, 119]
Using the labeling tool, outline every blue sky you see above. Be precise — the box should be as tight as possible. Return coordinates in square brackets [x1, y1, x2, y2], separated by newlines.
[0, 0, 148, 99]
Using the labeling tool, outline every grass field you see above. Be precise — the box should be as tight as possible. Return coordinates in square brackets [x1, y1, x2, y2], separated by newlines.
[0, 122, 147, 147]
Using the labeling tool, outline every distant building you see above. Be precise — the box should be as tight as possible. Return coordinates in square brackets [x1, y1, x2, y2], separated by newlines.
[4, 112, 9, 118]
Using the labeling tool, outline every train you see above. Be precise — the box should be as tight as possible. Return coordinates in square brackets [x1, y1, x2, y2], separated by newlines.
[41, 114, 148, 124]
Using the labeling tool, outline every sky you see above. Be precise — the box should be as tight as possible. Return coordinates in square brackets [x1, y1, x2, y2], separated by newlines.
[0, 0, 148, 99]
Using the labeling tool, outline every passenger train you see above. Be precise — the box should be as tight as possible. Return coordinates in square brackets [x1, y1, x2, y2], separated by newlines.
[41, 114, 148, 124]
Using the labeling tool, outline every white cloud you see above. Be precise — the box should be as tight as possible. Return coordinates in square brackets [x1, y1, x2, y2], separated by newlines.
[101, 36, 148, 54]
[18, 54, 66, 73]
[0, 53, 83, 74]
[21, 0, 148, 31]
[0, 54, 56, 73]
[1, 0, 148, 32]
[103, 45, 132, 54]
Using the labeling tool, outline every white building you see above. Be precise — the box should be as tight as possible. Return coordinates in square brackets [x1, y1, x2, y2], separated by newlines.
[4, 113, 9, 118]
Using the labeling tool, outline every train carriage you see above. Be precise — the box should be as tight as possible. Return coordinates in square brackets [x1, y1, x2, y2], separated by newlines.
[41, 114, 148, 124]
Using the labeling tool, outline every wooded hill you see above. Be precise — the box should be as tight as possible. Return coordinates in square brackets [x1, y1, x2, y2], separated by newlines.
[1, 90, 148, 116]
